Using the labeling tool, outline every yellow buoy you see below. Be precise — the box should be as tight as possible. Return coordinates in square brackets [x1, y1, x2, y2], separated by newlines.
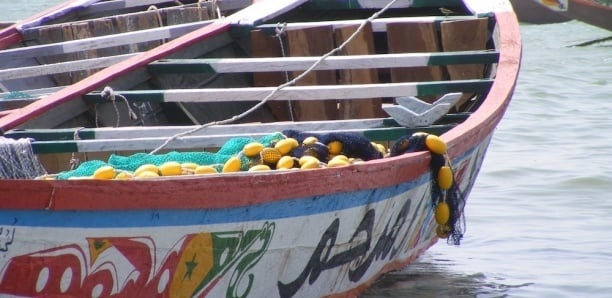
[436, 224, 451, 238]
[300, 159, 320, 169]
[93, 165, 115, 180]
[276, 156, 295, 170]
[242, 142, 265, 157]
[437, 166, 453, 190]
[159, 161, 182, 176]
[286, 138, 299, 149]
[435, 201, 450, 225]
[425, 135, 447, 155]
[372, 142, 386, 156]
[298, 155, 319, 166]
[248, 164, 271, 172]
[274, 139, 298, 155]
[302, 136, 318, 145]
[135, 164, 159, 177]
[222, 156, 242, 173]
[327, 157, 350, 168]
[261, 147, 282, 164]
[181, 162, 199, 171]
[136, 170, 160, 179]
[331, 155, 349, 162]
[327, 140, 343, 155]
[194, 165, 218, 175]
[115, 171, 133, 180]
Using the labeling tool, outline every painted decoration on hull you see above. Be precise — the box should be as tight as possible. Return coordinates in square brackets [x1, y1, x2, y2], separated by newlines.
[537, 0, 569, 10]
[0, 222, 275, 297]
[277, 189, 435, 298]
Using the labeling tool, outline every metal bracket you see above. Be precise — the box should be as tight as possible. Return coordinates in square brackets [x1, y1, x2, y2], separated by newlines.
[382, 93, 462, 128]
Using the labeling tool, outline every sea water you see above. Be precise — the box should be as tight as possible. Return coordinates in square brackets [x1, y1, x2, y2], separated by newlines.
[2, 2, 612, 298]
[364, 20, 612, 298]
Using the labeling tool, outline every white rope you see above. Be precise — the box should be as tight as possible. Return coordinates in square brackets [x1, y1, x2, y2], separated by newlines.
[147, 0, 401, 154]
[274, 22, 295, 121]
[99, 86, 139, 127]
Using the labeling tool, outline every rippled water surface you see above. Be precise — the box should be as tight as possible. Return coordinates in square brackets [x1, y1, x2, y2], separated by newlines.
[2, 3, 612, 298]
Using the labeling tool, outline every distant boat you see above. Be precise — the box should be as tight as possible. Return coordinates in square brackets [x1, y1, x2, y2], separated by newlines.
[510, 0, 612, 31]
[0, 0, 522, 297]
[509, 0, 572, 24]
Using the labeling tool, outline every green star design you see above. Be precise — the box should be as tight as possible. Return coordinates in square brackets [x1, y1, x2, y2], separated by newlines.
[183, 254, 198, 281]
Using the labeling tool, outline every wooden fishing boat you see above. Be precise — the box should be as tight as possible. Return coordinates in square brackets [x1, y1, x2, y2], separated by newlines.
[510, 0, 612, 31]
[509, 0, 571, 24]
[0, 0, 521, 297]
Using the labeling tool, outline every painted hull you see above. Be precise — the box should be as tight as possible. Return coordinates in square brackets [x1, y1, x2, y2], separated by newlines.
[510, 0, 612, 31]
[0, 135, 491, 297]
[0, 1, 522, 297]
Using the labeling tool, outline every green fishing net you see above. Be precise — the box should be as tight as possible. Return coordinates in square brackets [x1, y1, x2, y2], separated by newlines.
[56, 132, 285, 179]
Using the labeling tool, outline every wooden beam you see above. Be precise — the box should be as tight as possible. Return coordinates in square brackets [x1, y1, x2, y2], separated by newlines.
[83, 80, 493, 104]
[254, 16, 480, 35]
[0, 53, 138, 80]
[0, 20, 213, 62]
[148, 51, 499, 74]
[20, 123, 456, 154]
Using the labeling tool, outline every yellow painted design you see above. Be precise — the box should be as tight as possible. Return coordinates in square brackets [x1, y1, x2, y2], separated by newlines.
[87, 238, 112, 266]
[170, 233, 214, 298]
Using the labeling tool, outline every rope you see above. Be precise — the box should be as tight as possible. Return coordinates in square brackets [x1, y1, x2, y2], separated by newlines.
[99, 86, 139, 128]
[146, 0, 400, 154]
[69, 127, 84, 170]
[0, 137, 47, 179]
[274, 22, 295, 121]
[147, 5, 167, 44]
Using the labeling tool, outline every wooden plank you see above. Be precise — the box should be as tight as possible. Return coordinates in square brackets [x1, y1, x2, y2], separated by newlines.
[0, 53, 138, 82]
[250, 29, 292, 121]
[167, 6, 211, 26]
[441, 18, 489, 108]
[148, 51, 499, 74]
[387, 22, 445, 85]
[0, 21, 213, 62]
[82, 79, 493, 103]
[89, 17, 122, 58]
[118, 10, 163, 53]
[334, 23, 385, 119]
[69, 21, 97, 83]
[5, 118, 396, 140]
[254, 16, 479, 34]
[286, 25, 338, 121]
[5, 115, 467, 142]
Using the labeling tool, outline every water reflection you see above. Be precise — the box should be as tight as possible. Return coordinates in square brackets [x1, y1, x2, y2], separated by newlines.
[361, 254, 533, 298]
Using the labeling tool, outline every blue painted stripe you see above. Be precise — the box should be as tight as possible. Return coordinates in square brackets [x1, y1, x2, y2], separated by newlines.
[1, 176, 429, 228]
[2, 141, 482, 228]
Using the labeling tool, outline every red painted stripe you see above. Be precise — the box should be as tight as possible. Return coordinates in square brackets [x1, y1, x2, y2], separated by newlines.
[0, 151, 431, 211]
[0, 21, 232, 131]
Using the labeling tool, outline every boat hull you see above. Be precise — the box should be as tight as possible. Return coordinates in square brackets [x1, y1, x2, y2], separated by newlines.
[0, 132, 491, 297]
